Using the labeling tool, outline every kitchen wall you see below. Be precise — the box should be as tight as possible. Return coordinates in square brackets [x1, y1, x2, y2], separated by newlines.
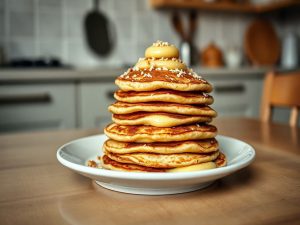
[0, 0, 299, 68]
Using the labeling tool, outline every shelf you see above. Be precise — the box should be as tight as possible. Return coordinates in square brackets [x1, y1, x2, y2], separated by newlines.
[150, 0, 300, 13]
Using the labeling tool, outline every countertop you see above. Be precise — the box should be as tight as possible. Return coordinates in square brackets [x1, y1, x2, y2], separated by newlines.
[0, 118, 299, 225]
[0, 67, 273, 83]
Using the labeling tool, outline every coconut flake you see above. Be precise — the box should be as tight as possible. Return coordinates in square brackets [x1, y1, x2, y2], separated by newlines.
[152, 40, 171, 47]
[143, 73, 152, 78]
[120, 68, 131, 78]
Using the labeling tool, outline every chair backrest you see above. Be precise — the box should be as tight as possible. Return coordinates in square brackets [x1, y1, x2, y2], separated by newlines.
[260, 71, 300, 127]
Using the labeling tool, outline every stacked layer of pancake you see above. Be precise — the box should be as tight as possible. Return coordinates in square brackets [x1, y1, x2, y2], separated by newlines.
[102, 41, 226, 172]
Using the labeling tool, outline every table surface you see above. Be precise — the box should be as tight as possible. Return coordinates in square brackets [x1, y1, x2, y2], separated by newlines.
[0, 118, 299, 225]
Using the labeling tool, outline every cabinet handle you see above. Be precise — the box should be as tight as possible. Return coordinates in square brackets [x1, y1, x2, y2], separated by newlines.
[0, 93, 51, 105]
[214, 84, 245, 94]
[106, 90, 116, 100]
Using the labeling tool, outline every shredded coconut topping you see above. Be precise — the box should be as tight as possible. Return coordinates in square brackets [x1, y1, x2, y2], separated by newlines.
[152, 40, 172, 47]
[168, 68, 186, 78]
[191, 72, 203, 80]
[120, 68, 131, 78]
[187, 69, 203, 80]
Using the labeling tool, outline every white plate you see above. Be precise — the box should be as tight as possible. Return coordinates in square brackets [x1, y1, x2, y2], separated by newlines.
[57, 134, 255, 195]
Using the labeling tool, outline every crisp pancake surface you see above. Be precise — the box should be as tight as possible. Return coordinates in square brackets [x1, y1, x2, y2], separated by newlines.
[105, 150, 220, 168]
[114, 89, 213, 105]
[167, 152, 226, 171]
[101, 152, 226, 172]
[101, 155, 165, 172]
[112, 112, 212, 127]
[109, 101, 217, 116]
[116, 69, 212, 92]
[104, 138, 219, 154]
[104, 123, 217, 142]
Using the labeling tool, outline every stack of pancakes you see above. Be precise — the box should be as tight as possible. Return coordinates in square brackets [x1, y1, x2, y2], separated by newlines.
[102, 41, 226, 172]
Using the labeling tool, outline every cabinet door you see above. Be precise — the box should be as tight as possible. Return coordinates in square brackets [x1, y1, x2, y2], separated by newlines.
[79, 82, 117, 130]
[207, 78, 263, 118]
[0, 83, 76, 133]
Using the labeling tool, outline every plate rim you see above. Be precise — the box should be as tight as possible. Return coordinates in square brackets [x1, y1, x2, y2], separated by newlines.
[56, 134, 255, 181]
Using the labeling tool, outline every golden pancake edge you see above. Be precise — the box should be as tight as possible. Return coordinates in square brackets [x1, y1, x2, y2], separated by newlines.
[104, 123, 217, 143]
[114, 89, 214, 105]
[101, 152, 227, 172]
[105, 150, 220, 168]
[104, 138, 219, 154]
[109, 101, 217, 116]
[116, 69, 213, 92]
[112, 112, 212, 127]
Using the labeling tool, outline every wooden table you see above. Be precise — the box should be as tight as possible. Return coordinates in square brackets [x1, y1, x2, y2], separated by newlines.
[0, 118, 299, 225]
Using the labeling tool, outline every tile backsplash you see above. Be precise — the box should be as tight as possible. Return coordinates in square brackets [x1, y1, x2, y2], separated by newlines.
[0, 0, 299, 68]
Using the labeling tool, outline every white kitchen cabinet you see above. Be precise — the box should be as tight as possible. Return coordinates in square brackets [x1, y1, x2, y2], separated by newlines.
[0, 83, 76, 132]
[206, 77, 264, 118]
[78, 81, 117, 130]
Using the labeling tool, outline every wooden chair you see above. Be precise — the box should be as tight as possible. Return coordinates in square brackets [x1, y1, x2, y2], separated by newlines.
[260, 71, 300, 127]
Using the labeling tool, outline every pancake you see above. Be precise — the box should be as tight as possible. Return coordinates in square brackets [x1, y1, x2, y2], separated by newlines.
[104, 123, 217, 143]
[104, 150, 220, 168]
[112, 112, 212, 127]
[101, 152, 226, 172]
[166, 152, 226, 172]
[214, 152, 227, 167]
[116, 69, 212, 92]
[114, 89, 214, 105]
[101, 155, 165, 172]
[109, 102, 217, 116]
[103, 138, 219, 154]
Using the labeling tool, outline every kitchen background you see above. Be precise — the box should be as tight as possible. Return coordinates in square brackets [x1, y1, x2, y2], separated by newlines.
[0, 0, 299, 133]
[0, 0, 299, 67]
